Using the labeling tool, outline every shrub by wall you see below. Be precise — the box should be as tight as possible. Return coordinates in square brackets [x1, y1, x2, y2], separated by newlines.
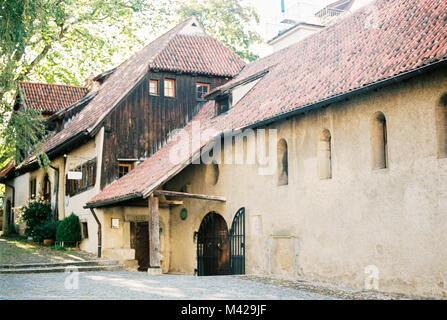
[56, 213, 81, 244]
[19, 196, 52, 238]
[32, 220, 58, 243]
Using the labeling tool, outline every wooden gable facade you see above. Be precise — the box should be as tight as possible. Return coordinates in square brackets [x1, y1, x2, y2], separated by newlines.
[100, 71, 229, 188]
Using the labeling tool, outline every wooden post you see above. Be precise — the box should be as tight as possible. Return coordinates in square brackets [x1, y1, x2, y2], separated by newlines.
[148, 194, 160, 269]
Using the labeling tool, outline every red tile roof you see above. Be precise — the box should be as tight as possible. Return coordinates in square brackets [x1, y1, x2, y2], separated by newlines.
[19, 18, 245, 166]
[17, 82, 88, 115]
[0, 161, 15, 181]
[87, 0, 447, 207]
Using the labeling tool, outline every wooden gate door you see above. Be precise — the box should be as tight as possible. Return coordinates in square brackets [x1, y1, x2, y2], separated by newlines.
[197, 212, 230, 276]
[131, 221, 149, 271]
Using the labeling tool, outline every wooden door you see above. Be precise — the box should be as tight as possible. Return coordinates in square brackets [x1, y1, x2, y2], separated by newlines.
[131, 222, 149, 271]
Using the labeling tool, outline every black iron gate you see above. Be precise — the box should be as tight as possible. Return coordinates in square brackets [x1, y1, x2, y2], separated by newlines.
[196, 209, 245, 276]
[197, 212, 230, 276]
[229, 207, 245, 275]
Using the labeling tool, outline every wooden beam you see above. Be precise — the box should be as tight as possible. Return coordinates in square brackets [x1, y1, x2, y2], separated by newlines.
[159, 200, 183, 206]
[153, 190, 226, 202]
[148, 194, 160, 268]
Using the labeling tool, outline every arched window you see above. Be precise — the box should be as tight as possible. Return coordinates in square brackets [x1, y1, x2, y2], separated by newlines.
[318, 129, 332, 180]
[371, 112, 388, 169]
[43, 174, 51, 202]
[436, 93, 447, 158]
[277, 138, 288, 185]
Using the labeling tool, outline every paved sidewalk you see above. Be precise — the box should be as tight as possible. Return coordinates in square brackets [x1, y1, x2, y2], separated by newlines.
[0, 272, 339, 300]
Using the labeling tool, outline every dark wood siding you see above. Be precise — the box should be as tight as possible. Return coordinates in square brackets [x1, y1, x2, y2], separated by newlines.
[101, 71, 228, 188]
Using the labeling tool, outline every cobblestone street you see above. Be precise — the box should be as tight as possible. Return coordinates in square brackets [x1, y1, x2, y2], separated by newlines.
[0, 271, 339, 300]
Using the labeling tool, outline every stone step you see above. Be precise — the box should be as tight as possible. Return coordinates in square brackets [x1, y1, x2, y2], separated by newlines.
[0, 259, 120, 270]
[0, 264, 124, 274]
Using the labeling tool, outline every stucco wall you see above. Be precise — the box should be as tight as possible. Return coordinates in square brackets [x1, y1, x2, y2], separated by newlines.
[97, 205, 171, 272]
[5, 128, 104, 253]
[63, 128, 104, 253]
[163, 68, 447, 297]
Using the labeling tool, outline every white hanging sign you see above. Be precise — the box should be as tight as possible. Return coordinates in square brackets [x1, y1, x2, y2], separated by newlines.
[68, 171, 82, 180]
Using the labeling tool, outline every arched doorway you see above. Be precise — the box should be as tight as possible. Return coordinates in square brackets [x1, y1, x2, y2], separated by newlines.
[197, 212, 230, 276]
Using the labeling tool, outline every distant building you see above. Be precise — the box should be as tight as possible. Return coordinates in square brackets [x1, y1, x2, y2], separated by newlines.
[268, 0, 374, 53]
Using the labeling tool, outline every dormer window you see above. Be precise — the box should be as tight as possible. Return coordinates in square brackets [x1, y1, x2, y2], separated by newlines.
[197, 83, 210, 99]
[215, 95, 231, 116]
[118, 162, 132, 178]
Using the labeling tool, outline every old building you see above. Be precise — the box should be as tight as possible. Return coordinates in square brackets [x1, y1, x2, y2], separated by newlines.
[84, 0, 447, 297]
[0, 17, 245, 261]
[2, 0, 447, 298]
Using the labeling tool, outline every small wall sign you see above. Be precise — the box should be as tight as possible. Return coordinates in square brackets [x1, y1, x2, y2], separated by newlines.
[68, 171, 82, 180]
[111, 218, 120, 229]
[180, 208, 188, 221]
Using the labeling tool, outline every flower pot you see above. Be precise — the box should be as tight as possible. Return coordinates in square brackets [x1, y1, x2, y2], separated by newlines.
[43, 239, 54, 246]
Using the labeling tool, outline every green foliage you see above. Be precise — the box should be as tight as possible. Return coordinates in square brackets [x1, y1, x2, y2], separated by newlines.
[52, 244, 67, 251]
[18, 196, 53, 238]
[0, 0, 159, 165]
[32, 220, 58, 243]
[0, 0, 261, 167]
[175, 0, 262, 62]
[56, 213, 81, 244]
[4, 222, 17, 236]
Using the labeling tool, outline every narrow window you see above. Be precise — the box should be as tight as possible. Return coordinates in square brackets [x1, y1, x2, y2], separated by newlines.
[149, 80, 158, 96]
[164, 79, 175, 97]
[118, 162, 132, 178]
[81, 222, 89, 239]
[197, 83, 210, 99]
[318, 129, 332, 179]
[277, 139, 288, 185]
[43, 174, 51, 202]
[29, 178, 37, 199]
[436, 93, 447, 158]
[371, 112, 388, 169]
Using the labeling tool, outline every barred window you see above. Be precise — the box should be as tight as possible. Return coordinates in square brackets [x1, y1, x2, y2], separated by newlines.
[66, 158, 97, 196]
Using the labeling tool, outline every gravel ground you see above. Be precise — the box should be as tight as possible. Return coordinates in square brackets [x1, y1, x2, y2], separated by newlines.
[0, 237, 97, 265]
[0, 272, 340, 300]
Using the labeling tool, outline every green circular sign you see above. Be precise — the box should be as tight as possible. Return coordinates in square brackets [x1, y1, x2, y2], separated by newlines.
[180, 208, 188, 220]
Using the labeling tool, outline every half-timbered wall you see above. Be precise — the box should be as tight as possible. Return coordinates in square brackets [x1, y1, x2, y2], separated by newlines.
[101, 71, 228, 188]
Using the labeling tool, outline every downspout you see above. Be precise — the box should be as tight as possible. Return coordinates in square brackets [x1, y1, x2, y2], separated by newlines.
[48, 165, 59, 220]
[89, 208, 102, 258]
